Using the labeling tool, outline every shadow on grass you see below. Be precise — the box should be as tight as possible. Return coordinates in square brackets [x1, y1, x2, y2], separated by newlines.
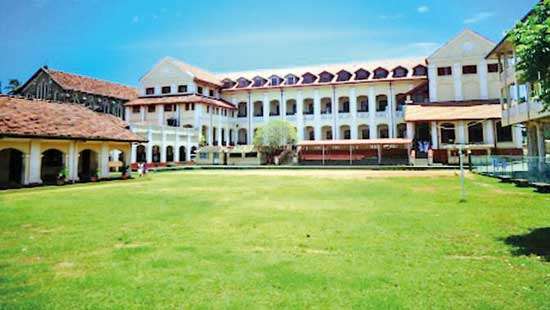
[502, 227, 550, 261]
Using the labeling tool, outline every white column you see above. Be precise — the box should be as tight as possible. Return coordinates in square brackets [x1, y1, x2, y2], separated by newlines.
[146, 129, 153, 163]
[332, 88, 337, 140]
[483, 120, 495, 145]
[536, 123, 545, 158]
[174, 130, 180, 162]
[263, 94, 269, 121]
[23, 154, 31, 185]
[131, 144, 137, 163]
[140, 106, 145, 122]
[350, 88, 358, 140]
[314, 90, 321, 140]
[457, 121, 466, 144]
[428, 65, 438, 102]
[99, 143, 109, 178]
[479, 60, 489, 100]
[160, 130, 167, 163]
[452, 63, 463, 101]
[281, 91, 286, 121]
[368, 87, 377, 139]
[430, 121, 439, 149]
[124, 106, 131, 121]
[297, 91, 304, 141]
[28, 140, 42, 184]
[217, 114, 223, 145]
[224, 125, 229, 146]
[513, 124, 523, 149]
[387, 87, 395, 138]
[156, 104, 164, 126]
[186, 134, 192, 160]
[406, 122, 415, 140]
[67, 141, 77, 182]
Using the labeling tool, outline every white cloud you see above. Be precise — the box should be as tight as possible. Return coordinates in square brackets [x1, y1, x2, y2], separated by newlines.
[417, 6, 429, 13]
[464, 12, 495, 24]
[379, 14, 403, 20]
[132, 16, 140, 23]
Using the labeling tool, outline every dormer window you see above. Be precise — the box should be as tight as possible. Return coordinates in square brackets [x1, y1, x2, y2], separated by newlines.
[354, 69, 370, 80]
[373, 68, 389, 79]
[178, 85, 188, 93]
[301, 73, 317, 84]
[222, 79, 236, 89]
[252, 76, 267, 87]
[197, 86, 203, 94]
[319, 71, 335, 83]
[161, 86, 171, 94]
[285, 74, 299, 85]
[236, 78, 251, 88]
[392, 66, 408, 78]
[412, 65, 427, 76]
[145, 87, 155, 95]
[269, 75, 282, 86]
[336, 70, 352, 82]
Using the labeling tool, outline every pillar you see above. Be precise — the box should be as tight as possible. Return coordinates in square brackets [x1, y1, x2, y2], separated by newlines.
[406, 122, 415, 140]
[314, 90, 321, 140]
[67, 141, 77, 182]
[452, 63, 463, 101]
[174, 130, 180, 162]
[350, 88, 358, 140]
[430, 121, 439, 149]
[513, 124, 523, 149]
[99, 143, 110, 178]
[428, 65, 438, 102]
[160, 130, 167, 163]
[368, 88, 377, 139]
[140, 106, 145, 122]
[156, 104, 164, 126]
[186, 133, 192, 161]
[146, 129, 153, 163]
[479, 60, 489, 100]
[131, 144, 137, 163]
[297, 91, 304, 141]
[457, 121, 466, 144]
[483, 120, 495, 146]
[536, 123, 545, 159]
[28, 140, 42, 184]
[263, 94, 269, 120]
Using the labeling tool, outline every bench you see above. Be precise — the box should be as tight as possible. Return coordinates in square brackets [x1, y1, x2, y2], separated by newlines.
[531, 182, 550, 193]
[512, 178, 530, 188]
[497, 175, 513, 183]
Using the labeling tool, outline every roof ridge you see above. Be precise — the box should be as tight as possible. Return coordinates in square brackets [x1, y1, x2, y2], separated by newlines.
[45, 68, 137, 89]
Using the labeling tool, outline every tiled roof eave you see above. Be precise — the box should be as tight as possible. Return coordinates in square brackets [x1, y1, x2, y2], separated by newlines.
[0, 132, 147, 143]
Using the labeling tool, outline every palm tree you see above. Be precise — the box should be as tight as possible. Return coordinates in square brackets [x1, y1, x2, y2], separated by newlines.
[4, 79, 21, 94]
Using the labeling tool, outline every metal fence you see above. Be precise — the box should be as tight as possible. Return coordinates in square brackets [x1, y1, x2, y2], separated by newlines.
[470, 155, 550, 183]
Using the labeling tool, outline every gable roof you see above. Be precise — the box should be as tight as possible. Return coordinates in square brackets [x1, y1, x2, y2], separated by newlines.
[142, 57, 222, 87]
[0, 95, 145, 142]
[428, 29, 496, 61]
[20, 67, 139, 101]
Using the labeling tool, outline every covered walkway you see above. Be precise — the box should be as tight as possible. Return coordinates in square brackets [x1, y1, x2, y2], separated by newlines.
[298, 138, 412, 165]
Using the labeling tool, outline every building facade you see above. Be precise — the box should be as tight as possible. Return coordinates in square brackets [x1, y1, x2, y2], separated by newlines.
[125, 30, 523, 166]
[16, 67, 138, 118]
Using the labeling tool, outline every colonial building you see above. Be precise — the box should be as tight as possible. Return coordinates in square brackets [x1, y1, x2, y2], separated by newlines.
[0, 95, 145, 188]
[124, 29, 523, 165]
[16, 66, 138, 118]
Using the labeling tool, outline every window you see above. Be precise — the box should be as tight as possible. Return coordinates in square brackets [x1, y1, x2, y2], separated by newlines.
[487, 64, 499, 73]
[223, 79, 236, 88]
[413, 65, 427, 76]
[496, 121, 513, 142]
[145, 87, 155, 95]
[198, 86, 203, 94]
[199, 152, 208, 160]
[164, 104, 174, 112]
[437, 67, 452, 76]
[178, 85, 188, 93]
[161, 86, 171, 94]
[302, 73, 317, 84]
[132, 106, 140, 113]
[237, 78, 250, 88]
[318, 72, 334, 83]
[440, 123, 455, 144]
[147, 105, 156, 113]
[462, 65, 477, 74]
[468, 122, 483, 143]
[373, 68, 389, 79]
[336, 70, 352, 82]
[355, 69, 370, 80]
[270, 76, 281, 86]
[209, 90, 214, 97]
[286, 75, 298, 85]
[393, 67, 407, 78]
[191, 103, 195, 110]
[252, 77, 266, 87]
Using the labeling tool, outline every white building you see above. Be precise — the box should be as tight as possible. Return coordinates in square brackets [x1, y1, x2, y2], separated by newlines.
[125, 30, 523, 166]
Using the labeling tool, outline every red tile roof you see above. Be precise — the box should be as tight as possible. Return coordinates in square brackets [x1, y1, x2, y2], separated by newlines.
[45, 68, 139, 100]
[125, 94, 237, 110]
[0, 96, 145, 142]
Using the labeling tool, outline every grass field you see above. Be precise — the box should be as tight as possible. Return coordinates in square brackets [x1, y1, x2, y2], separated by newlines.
[0, 170, 548, 309]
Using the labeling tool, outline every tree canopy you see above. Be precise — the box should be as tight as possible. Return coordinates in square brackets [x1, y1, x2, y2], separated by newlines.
[253, 120, 297, 163]
[510, 0, 550, 110]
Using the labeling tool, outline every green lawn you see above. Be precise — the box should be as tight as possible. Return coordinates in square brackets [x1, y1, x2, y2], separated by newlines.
[0, 170, 548, 309]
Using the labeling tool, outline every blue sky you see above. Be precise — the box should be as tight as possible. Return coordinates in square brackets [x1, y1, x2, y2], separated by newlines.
[0, 0, 538, 88]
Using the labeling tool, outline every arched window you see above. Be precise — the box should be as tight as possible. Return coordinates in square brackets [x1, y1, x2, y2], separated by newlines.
[357, 96, 368, 112]
[269, 100, 280, 116]
[395, 93, 407, 111]
[373, 68, 389, 79]
[338, 97, 350, 113]
[378, 124, 389, 139]
[286, 99, 297, 115]
[285, 74, 299, 85]
[440, 123, 455, 144]
[253, 101, 263, 116]
[340, 125, 351, 139]
[396, 123, 407, 138]
[303, 98, 314, 115]
[179, 146, 186, 162]
[321, 126, 333, 140]
[0, 148, 24, 186]
[468, 122, 484, 144]
[376, 95, 388, 112]
[320, 97, 332, 114]
[304, 126, 315, 140]
[269, 75, 282, 86]
[238, 102, 247, 117]
[358, 125, 369, 139]
[166, 146, 174, 162]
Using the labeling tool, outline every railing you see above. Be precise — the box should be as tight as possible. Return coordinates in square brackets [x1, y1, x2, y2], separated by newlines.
[471, 155, 550, 183]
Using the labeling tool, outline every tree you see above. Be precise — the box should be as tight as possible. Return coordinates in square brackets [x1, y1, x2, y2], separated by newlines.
[3, 79, 21, 94]
[253, 120, 297, 164]
[510, 0, 550, 110]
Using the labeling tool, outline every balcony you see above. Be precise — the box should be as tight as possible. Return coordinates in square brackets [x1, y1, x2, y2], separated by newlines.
[502, 100, 550, 126]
